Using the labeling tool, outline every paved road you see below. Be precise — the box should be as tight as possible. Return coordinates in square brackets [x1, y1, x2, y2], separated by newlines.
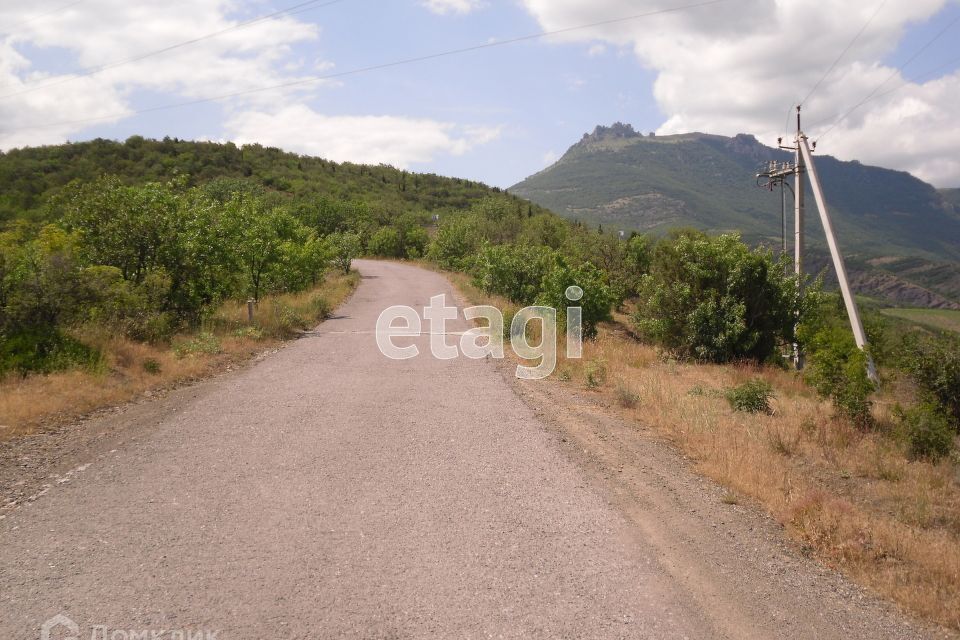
[1, 260, 715, 639]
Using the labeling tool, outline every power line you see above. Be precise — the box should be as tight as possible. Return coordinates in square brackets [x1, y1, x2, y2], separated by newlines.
[1, 1, 85, 34]
[800, 0, 887, 107]
[0, 0, 349, 98]
[10, 0, 738, 134]
[813, 11, 960, 142]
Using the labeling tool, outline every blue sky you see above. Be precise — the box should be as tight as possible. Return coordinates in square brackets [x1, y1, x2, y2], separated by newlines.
[2, 0, 960, 187]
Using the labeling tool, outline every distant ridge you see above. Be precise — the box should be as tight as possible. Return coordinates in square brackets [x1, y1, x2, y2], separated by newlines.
[512, 124, 960, 308]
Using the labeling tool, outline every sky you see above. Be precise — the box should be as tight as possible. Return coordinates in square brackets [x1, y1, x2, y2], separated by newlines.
[1, 0, 959, 188]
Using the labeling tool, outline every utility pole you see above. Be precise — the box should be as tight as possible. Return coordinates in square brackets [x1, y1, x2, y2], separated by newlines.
[794, 106, 805, 370]
[757, 105, 877, 383]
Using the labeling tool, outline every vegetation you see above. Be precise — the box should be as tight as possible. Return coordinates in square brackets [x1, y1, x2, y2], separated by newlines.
[725, 378, 774, 414]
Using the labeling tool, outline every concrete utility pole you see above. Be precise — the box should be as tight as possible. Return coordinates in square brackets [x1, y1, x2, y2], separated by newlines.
[758, 106, 877, 383]
[794, 106, 806, 370]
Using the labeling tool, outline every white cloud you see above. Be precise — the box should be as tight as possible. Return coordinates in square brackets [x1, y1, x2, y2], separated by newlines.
[0, 0, 319, 149]
[224, 105, 501, 168]
[420, 0, 486, 15]
[542, 150, 559, 165]
[521, 0, 960, 186]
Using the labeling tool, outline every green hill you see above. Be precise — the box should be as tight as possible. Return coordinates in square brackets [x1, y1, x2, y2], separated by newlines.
[0, 136, 522, 225]
[512, 124, 960, 308]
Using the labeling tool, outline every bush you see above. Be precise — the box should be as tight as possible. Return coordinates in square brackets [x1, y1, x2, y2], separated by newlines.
[615, 380, 640, 408]
[142, 358, 161, 374]
[537, 259, 613, 339]
[368, 227, 403, 258]
[585, 359, 608, 388]
[325, 232, 362, 274]
[0, 328, 101, 376]
[726, 378, 774, 414]
[310, 294, 332, 320]
[899, 403, 954, 461]
[427, 216, 484, 271]
[403, 227, 430, 259]
[803, 325, 875, 427]
[632, 232, 800, 363]
[898, 331, 960, 429]
[472, 242, 554, 304]
[174, 332, 221, 357]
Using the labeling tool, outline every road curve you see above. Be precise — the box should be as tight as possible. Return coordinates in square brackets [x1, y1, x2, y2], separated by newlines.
[1, 260, 714, 638]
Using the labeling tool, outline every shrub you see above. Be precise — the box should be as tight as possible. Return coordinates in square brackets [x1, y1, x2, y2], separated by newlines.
[368, 227, 403, 258]
[142, 358, 161, 374]
[632, 231, 801, 363]
[472, 242, 554, 304]
[899, 402, 954, 461]
[403, 227, 430, 259]
[310, 294, 332, 320]
[325, 232, 361, 274]
[174, 332, 221, 357]
[726, 378, 775, 414]
[803, 325, 875, 428]
[537, 259, 613, 339]
[898, 331, 960, 429]
[615, 380, 640, 408]
[585, 359, 608, 388]
[427, 216, 484, 271]
[0, 328, 101, 376]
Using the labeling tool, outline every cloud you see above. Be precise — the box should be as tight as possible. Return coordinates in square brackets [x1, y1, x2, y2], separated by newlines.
[542, 150, 559, 165]
[420, 0, 486, 15]
[224, 105, 501, 168]
[521, 0, 960, 186]
[0, 0, 319, 149]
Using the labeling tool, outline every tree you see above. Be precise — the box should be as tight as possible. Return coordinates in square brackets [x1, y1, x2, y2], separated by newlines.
[225, 196, 301, 301]
[368, 227, 403, 258]
[538, 258, 613, 339]
[326, 232, 362, 274]
[632, 231, 802, 363]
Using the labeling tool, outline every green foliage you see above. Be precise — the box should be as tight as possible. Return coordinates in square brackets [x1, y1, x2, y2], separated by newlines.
[537, 259, 613, 339]
[325, 232, 362, 274]
[174, 332, 221, 357]
[0, 328, 101, 376]
[584, 359, 608, 388]
[368, 227, 403, 258]
[615, 380, 640, 408]
[725, 378, 774, 414]
[472, 242, 555, 304]
[142, 358, 161, 374]
[898, 402, 954, 460]
[632, 231, 802, 363]
[803, 324, 875, 427]
[898, 331, 960, 428]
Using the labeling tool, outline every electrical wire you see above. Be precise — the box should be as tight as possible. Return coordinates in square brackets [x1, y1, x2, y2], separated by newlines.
[9, 0, 738, 133]
[0, 0, 349, 98]
[813, 11, 960, 142]
[799, 0, 887, 107]
[1, 1, 85, 34]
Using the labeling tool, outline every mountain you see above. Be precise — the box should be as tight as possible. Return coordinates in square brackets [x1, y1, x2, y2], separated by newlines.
[512, 124, 960, 308]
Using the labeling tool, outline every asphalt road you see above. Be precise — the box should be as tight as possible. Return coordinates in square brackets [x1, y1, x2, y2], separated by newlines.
[0, 260, 937, 639]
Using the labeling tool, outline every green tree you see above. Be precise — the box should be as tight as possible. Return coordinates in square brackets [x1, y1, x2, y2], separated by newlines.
[538, 259, 613, 339]
[632, 231, 801, 363]
[326, 232, 362, 274]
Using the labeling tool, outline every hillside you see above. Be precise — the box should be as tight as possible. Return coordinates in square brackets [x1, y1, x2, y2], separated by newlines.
[513, 124, 960, 308]
[0, 136, 525, 225]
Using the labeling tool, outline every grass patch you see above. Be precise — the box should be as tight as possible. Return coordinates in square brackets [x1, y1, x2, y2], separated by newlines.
[0, 270, 359, 440]
[881, 307, 960, 334]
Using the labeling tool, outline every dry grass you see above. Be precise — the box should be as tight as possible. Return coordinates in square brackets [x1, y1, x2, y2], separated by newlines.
[449, 272, 960, 632]
[0, 271, 359, 440]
